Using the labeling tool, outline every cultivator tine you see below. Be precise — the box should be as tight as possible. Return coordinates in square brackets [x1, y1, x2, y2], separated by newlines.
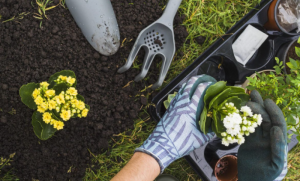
[134, 51, 156, 82]
[152, 54, 173, 90]
[118, 40, 143, 73]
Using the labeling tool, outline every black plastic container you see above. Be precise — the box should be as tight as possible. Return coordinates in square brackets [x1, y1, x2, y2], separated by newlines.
[149, 0, 299, 180]
[277, 38, 299, 74]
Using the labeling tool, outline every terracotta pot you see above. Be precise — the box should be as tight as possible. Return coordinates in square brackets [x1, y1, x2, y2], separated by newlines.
[264, 0, 280, 31]
[241, 69, 275, 92]
[214, 155, 238, 181]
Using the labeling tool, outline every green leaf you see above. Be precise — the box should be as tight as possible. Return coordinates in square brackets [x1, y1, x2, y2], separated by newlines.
[209, 88, 231, 110]
[163, 92, 177, 109]
[298, 37, 300, 44]
[295, 47, 300, 58]
[204, 81, 227, 105]
[48, 70, 76, 88]
[289, 58, 298, 69]
[211, 121, 222, 138]
[77, 94, 85, 102]
[32, 111, 57, 140]
[85, 104, 90, 110]
[163, 101, 170, 109]
[229, 93, 250, 106]
[218, 96, 242, 110]
[212, 110, 224, 134]
[275, 57, 280, 64]
[287, 115, 297, 126]
[208, 87, 244, 110]
[19, 83, 40, 110]
[246, 85, 255, 91]
[199, 107, 212, 134]
[52, 83, 69, 94]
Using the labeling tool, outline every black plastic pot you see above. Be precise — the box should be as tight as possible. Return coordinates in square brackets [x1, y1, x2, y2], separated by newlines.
[149, 0, 299, 180]
[277, 37, 300, 74]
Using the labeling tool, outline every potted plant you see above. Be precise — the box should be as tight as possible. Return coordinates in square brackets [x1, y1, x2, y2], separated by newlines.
[246, 38, 300, 141]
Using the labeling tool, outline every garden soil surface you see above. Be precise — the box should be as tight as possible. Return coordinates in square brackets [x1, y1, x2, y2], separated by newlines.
[0, 0, 191, 180]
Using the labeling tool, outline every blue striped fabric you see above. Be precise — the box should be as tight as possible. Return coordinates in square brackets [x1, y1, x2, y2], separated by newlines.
[274, 146, 288, 181]
[135, 75, 215, 173]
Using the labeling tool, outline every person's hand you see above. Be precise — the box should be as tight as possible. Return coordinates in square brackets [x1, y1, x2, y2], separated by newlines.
[135, 75, 217, 173]
[238, 90, 288, 181]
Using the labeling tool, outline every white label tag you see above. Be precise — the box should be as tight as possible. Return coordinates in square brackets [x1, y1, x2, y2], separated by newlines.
[232, 25, 269, 66]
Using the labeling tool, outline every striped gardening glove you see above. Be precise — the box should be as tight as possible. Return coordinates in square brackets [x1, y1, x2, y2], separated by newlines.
[135, 75, 217, 173]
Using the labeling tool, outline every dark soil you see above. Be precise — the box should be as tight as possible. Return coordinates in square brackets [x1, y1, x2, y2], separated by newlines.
[285, 40, 300, 74]
[215, 158, 229, 176]
[0, 0, 188, 180]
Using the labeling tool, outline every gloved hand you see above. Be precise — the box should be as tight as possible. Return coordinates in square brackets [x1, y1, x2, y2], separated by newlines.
[238, 90, 288, 181]
[135, 75, 217, 173]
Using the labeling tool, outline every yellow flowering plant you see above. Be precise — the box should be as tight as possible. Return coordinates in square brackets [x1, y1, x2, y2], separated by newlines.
[19, 70, 90, 140]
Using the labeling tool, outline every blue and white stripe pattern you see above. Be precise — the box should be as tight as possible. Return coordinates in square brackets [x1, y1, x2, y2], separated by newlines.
[274, 146, 288, 181]
[135, 75, 216, 173]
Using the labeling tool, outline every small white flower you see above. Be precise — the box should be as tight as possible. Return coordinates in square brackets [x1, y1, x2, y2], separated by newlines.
[229, 102, 234, 107]
[227, 125, 240, 136]
[248, 121, 252, 126]
[222, 138, 229, 146]
[254, 114, 263, 125]
[227, 136, 233, 141]
[243, 120, 248, 125]
[241, 106, 253, 117]
[221, 132, 227, 137]
[252, 122, 258, 128]
[245, 131, 250, 136]
[242, 126, 247, 131]
[248, 126, 255, 133]
[238, 136, 245, 144]
[237, 133, 243, 139]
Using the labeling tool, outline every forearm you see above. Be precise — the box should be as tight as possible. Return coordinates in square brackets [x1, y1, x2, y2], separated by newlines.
[111, 152, 160, 181]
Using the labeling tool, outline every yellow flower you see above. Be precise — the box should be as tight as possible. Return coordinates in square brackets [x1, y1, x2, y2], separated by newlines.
[59, 76, 67, 81]
[66, 87, 78, 96]
[81, 109, 89, 117]
[48, 100, 56, 110]
[55, 121, 64, 130]
[69, 78, 76, 85]
[35, 96, 44, 105]
[42, 112, 52, 124]
[40, 102, 48, 110]
[45, 90, 55, 98]
[50, 119, 55, 125]
[76, 101, 85, 110]
[55, 96, 61, 105]
[40, 82, 49, 87]
[37, 106, 46, 113]
[60, 110, 71, 121]
[59, 93, 65, 104]
[32, 89, 40, 99]
[71, 99, 78, 105]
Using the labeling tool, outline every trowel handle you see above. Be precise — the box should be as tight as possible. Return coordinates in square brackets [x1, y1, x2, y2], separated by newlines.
[159, 0, 183, 26]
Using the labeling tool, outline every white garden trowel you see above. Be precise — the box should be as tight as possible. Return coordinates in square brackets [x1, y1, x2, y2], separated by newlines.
[66, 0, 120, 56]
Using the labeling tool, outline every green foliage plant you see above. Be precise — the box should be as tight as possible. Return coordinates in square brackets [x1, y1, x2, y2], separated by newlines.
[199, 82, 250, 136]
[247, 37, 300, 141]
[19, 70, 90, 140]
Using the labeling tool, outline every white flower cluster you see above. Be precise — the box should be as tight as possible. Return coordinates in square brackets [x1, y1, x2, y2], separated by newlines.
[221, 103, 263, 146]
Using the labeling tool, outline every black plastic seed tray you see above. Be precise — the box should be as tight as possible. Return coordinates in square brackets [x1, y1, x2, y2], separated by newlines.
[149, 0, 299, 180]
